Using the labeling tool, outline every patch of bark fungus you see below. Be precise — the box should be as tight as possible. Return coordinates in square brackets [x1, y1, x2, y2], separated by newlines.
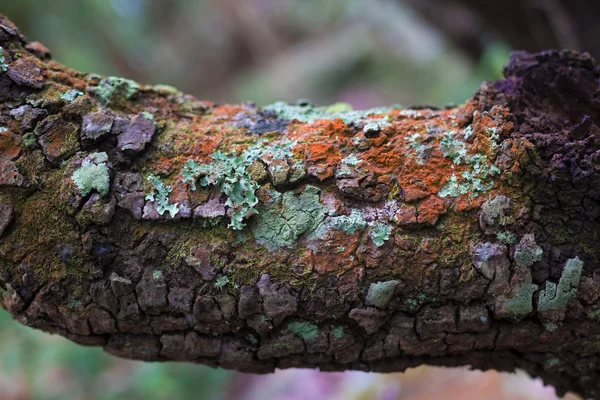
[0, 13, 599, 399]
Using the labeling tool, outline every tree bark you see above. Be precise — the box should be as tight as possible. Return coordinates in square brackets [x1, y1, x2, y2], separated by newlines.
[1, 13, 599, 399]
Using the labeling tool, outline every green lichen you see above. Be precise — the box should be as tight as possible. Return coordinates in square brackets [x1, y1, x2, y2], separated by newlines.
[330, 209, 367, 235]
[514, 234, 543, 268]
[481, 196, 511, 226]
[286, 321, 319, 340]
[538, 257, 583, 313]
[366, 280, 398, 308]
[331, 326, 344, 339]
[60, 90, 84, 102]
[498, 282, 539, 318]
[496, 231, 518, 245]
[264, 101, 399, 126]
[88, 76, 139, 105]
[438, 131, 500, 198]
[0, 47, 7, 72]
[182, 139, 297, 230]
[369, 222, 392, 247]
[251, 185, 325, 249]
[341, 154, 361, 167]
[214, 275, 231, 290]
[152, 270, 163, 280]
[72, 152, 110, 196]
[145, 174, 179, 218]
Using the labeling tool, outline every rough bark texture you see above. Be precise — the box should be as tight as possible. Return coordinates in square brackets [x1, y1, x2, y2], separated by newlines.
[0, 14, 599, 399]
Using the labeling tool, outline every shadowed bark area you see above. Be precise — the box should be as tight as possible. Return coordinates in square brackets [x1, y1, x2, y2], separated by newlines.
[1, 14, 599, 399]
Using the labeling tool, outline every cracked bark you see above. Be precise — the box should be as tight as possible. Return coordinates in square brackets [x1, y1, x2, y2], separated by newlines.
[1, 13, 600, 399]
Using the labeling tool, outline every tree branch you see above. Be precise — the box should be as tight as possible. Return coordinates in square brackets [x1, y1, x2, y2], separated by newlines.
[0, 13, 599, 398]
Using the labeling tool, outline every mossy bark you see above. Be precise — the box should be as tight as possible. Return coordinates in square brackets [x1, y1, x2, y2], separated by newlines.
[1, 13, 600, 398]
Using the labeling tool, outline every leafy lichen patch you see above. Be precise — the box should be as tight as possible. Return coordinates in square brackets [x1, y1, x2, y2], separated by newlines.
[538, 257, 583, 316]
[251, 185, 325, 249]
[72, 152, 110, 197]
[286, 321, 319, 340]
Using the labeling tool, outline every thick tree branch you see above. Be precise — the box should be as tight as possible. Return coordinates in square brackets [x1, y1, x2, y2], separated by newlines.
[0, 14, 599, 398]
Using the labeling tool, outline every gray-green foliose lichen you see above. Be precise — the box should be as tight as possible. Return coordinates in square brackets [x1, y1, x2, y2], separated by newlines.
[365, 280, 398, 308]
[251, 185, 325, 249]
[369, 222, 392, 247]
[72, 152, 110, 197]
[263, 100, 399, 127]
[60, 89, 84, 102]
[88, 76, 139, 105]
[145, 174, 179, 218]
[286, 321, 319, 340]
[538, 257, 583, 313]
[0, 47, 7, 72]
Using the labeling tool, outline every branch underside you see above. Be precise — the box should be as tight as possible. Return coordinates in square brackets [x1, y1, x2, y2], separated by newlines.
[0, 14, 599, 398]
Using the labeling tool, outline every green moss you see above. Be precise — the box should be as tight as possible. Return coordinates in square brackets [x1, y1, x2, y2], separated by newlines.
[88, 76, 139, 105]
[369, 222, 392, 247]
[538, 257, 583, 313]
[286, 321, 318, 340]
[496, 231, 518, 244]
[22, 132, 37, 149]
[251, 185, 325, 249]
[72, 152, 110, 196]
[366, 280, 398, 308]
[145, 174, 179, 218]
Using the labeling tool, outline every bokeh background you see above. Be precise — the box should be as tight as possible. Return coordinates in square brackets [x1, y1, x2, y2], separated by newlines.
[0, 0, 589, 399]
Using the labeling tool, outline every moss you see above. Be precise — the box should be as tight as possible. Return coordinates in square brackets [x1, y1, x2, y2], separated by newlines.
[369, 222, 392, 247]
[251, 185, 325, 249]
[538, 257, 583, 313]
[88, 76, 139, 105]
[72, 152, 110, 196]
[286, 321, 318, 340]
[22, 132, 37, 149]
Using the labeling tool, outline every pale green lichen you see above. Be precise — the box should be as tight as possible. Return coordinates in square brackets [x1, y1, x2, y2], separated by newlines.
[496, 231, 518, 245]
[145, 174, 179, 218]
[341, 154, 361, 167]
[481, 195, 511, 226]
[251, 185, 325, 249]
[514, 234, 543, 268]
[72, 152, 110, 196]
[331, 326, 344, 339]
[0, 47, 7, 72]
[88, 76, 139, 105]
[538, 257, 583, 313]
[264, 101, 399, 126]
[330, 209, 367, 235]
[369, 222, 392, 247]
[22, 132, 37, 149]
[214, 275, 231, 290]
[366, 280, 398, 308]
[497, 281, 539, 318]
[438, 131, 500, 198]
[152, 270, 163, 280]
[60, 90, 84, 102]
[286, 321, 319, 340]
[182, 139, 297, 230]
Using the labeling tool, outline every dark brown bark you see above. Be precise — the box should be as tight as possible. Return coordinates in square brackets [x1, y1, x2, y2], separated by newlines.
[1, 13, 600, 398]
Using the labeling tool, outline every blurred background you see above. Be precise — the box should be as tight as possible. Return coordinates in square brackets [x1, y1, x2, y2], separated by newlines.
[0, 0, 591, 398]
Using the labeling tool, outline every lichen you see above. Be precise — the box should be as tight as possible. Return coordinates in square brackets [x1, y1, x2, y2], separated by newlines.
[182, 139, 297, 230]
[0, 47, 7, 72]
[481, 195, 511, 226]
[496, 231, 518, 244]
[264, 101, 398, 126]
[369, 222, 392, 247]
[60, 90, 84, 102]
[145, 174, 179, 218]
[331, 326, 344, 339]
[72, 152, 110, 196]
[514, 234, 543, 268]
[286, 321, 318, 340]
[251, 185, 325, 249]
[88, 76, 139, 105]
[497, 281, 539, 318]
[366, 280, 398, 308]
[538, 257, 583, 313]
